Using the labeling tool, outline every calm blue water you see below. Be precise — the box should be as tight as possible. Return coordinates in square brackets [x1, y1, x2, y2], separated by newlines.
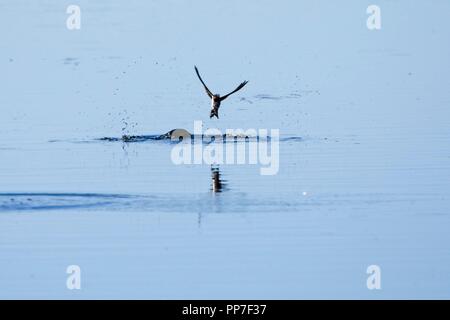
[1, 0, 450, 299]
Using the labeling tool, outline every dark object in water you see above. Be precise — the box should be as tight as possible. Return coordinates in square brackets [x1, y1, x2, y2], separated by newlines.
[98, 128, 290, 143]
[164, 129, 192, 141]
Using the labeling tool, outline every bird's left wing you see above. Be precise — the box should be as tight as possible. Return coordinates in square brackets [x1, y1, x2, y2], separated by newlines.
[194, 66, 213, 98]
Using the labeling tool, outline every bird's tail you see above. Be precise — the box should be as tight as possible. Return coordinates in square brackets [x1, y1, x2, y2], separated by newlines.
[210, 109, 219, 119]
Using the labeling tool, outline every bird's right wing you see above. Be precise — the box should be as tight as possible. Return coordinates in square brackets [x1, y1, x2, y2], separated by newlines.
[194, 66, 213, 98]
[219, 80, 248, 101]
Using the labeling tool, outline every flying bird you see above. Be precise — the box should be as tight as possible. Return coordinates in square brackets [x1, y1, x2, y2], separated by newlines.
[194, 66, 248, 119]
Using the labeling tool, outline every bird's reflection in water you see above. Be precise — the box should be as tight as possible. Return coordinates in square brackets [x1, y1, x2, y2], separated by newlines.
[198, 166, 229, 228]
[211, 166, 228, 193]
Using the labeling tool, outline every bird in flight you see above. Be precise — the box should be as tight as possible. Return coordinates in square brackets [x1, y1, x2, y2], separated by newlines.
[194, 66, 248, 119]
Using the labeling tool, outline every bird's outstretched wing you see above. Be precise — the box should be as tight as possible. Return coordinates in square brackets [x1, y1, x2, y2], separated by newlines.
[194, 66, 213, 98]
[220, 80, 248, 101]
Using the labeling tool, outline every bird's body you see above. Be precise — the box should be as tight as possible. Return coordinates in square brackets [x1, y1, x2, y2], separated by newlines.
[210, 95, 221, 119]
[194, 66, 248, 119]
